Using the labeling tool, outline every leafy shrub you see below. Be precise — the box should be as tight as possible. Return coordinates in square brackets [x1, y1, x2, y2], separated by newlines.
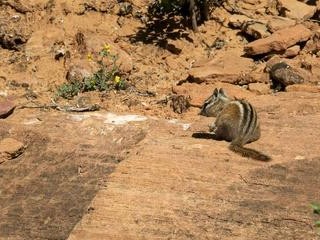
[57, 44, 126, 99]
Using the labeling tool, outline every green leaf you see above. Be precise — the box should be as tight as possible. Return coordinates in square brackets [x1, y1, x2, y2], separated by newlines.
[311, 203, 320, 214]
[315, 221, 320, 227]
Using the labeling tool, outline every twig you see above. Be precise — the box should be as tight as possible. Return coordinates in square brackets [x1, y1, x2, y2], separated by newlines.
[17, 101, 100, 112]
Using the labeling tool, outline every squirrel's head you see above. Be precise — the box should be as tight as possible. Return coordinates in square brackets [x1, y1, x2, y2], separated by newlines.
[199, 88, 230, 117]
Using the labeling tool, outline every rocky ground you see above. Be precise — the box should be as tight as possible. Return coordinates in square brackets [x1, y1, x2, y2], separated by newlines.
[1, 0, 320, 239]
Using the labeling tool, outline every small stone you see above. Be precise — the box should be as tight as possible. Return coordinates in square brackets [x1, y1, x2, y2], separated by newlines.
[269, 62, 304, 91]
[300, 61, 312, 72]
[282, 45, 300, 58]
[243, 22, 271, 39]
[66, 63, 94, 83]
[294, 155, 305, 160]
[0, 100, 15, 119]
[52, 41, 66, 60]
[0, 138, 25, 163]
[228, 14, 252, 28]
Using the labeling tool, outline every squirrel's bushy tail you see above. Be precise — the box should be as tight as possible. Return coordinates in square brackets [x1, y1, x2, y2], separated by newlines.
[229, 143, 271, 161]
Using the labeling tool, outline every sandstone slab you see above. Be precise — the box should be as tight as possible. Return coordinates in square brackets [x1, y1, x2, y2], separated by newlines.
[278, 0, 317, 20]
[244, 24, 312, 55]
[267, 16, 296, 33]
[187, 52, 255, 84]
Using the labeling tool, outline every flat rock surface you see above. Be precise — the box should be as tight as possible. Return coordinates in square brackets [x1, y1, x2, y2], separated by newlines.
[68, 91, 320, 240]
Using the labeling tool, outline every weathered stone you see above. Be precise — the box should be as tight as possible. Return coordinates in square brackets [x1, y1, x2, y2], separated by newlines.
[66, 62, 96, 83]
[0, 100, 15, 119]
[248, 83, 270, 95]
[0, 138, 25, 163]
[244, 24, 312, 55]
[278, 0, 317, 20]
[243, 22, 271, 39]
[228, 15, 252, 28]
[282, 45, 300, 58]
[187, 52, 255, 84]
[267, 16, 296, 33]
[269, 62, 304, 91]
[304, 30, 320, 54]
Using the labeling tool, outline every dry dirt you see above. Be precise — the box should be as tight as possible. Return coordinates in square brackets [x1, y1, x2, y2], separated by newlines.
[1, 0, 320, 239]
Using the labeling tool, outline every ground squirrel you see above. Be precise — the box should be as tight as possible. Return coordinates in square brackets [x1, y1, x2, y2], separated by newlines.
[197, 88, 270, 161]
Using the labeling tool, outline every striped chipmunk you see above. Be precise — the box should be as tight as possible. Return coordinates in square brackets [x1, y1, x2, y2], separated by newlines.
[196, 88, 271, 161]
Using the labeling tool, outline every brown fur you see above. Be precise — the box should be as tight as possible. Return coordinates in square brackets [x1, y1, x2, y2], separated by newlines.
[199, 88, 271, 161]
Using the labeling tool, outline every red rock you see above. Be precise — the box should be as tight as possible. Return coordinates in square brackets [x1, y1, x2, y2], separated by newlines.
[244, 24, 312, 55]
[282, 45, 300, 58]
[267, 16, 296, 33]
[0, 100, 15, 119]
[278, 0, 317, 20]
[304, 30, 320, 54]
[0, 138, 25, 163]
[187, 51, 255, 84]
[243, 22, 270, 39]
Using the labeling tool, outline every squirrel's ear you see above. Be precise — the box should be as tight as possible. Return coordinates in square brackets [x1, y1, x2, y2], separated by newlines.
[213, 88, 219, 96]
[219, 88, 227, 97]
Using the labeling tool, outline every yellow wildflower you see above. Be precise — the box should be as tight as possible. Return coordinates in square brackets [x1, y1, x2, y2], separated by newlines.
[87, 53, 93, 61]
[103, 43, 111, 52]
[114, 76, 121, 84]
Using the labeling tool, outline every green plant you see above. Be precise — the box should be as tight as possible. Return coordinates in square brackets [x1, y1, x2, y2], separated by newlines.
[311, 202, 320, 232]
[57, 81, 82, 99]
[311, 203, 320, 214]
[57, 44, 126, 99]
[149, 0, 224, 31]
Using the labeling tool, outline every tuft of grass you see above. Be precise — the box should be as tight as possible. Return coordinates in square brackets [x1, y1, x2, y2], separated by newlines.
[57, 43, 127, 99]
